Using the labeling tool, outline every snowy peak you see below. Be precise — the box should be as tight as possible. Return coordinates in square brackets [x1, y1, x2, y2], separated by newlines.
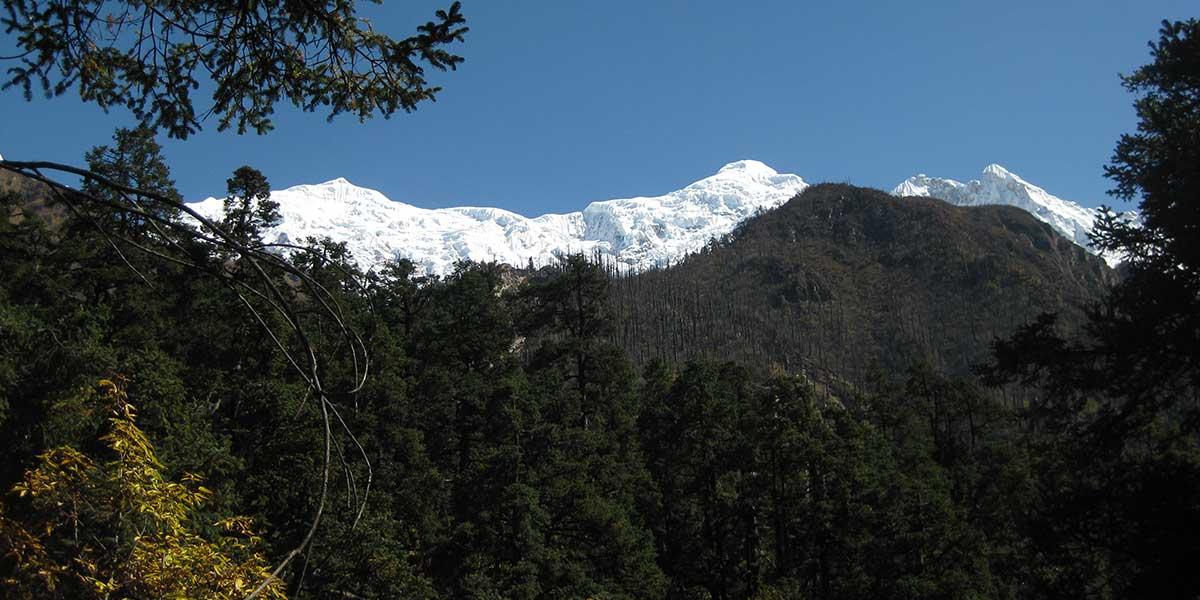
[188, 160, 808, 275]
[892, 165, 1125, 265]
[574, 161, 806, 267]
[190, 159, 1125, 274]
[981, 163, 1015, 179]
[891, 174, 965, 199]
[268, 176, 406, 208]
[716, 159, 777, 176]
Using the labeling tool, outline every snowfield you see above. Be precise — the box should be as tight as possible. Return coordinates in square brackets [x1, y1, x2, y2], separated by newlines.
[188, 159, 1127, 274]
[189, 160, 809, 275]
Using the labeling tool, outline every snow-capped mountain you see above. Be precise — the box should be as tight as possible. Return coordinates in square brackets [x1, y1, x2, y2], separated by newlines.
[188, 159, 1124, 274]
[188, 160, 808, 275]
[892, 164, 1128, 265]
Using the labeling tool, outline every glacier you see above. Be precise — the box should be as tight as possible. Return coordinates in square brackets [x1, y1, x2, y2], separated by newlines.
[188, 160, 809, 275]
[892, 164, 1131, 266]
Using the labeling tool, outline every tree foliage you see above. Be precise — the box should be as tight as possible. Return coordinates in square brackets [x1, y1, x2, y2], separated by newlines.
[982, 18, 1200, 599]
[1100, 18, 1200, 282]
[2, 0, 469, 138]
[0, 171, 1149, 598]
[223, 165, 279, 244]
[82, 125, 182, 233]
[4, 10, 1198, 600]
[0, 379, 285, 599]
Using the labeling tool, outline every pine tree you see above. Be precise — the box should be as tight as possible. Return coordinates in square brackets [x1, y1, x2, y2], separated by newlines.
[81, 126, 182, 235]
[222, 166, 279, 245]
[513, 256, 666, 599]
[1099, 19, 1200, 283]
[3, 1, 468, 139]
[984, 19, 1200, 599]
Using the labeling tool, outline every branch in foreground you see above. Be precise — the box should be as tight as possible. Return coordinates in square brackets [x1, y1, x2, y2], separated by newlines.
[0, 158, 373, 597]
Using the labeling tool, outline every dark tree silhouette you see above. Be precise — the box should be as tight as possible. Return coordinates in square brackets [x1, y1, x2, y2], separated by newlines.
[2, 0, 468, 138]
[223, 166, 279, 244]
[82, 125, 182, 234]
[984, 19, 1200, 599]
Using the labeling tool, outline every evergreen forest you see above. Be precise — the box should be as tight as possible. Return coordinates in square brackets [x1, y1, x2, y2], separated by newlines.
[1, 3, 1198, 599]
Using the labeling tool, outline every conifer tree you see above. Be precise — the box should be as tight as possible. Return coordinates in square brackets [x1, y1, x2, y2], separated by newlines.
[2, 1, 468, 139]
[985, 19, 1200, 598]
[81, 126, 182, 234]
[222, 166, 279, 244]
[1098, 19, 1200, 283]
[513, 256, 666, 599]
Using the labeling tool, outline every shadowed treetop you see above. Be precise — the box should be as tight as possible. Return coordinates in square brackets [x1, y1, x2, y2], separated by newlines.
[1099, 18, 1200, 283]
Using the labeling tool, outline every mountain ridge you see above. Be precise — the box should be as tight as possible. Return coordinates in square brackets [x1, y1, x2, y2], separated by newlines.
[188, 160, 808, 275]
[608, 182, 1115, 378]
[186, 160, 1122, 274]
[891, 164, 1133, 265]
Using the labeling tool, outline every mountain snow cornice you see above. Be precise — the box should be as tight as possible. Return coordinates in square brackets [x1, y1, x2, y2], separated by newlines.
[892, 164, 1132, 266]
[188, 160, 808, 275]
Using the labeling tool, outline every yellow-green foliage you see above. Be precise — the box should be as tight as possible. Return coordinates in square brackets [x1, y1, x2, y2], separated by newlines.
[0, 378, 286, 599]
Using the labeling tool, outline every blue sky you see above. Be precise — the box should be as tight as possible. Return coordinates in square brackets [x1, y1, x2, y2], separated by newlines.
[0, 1, 1194, 214]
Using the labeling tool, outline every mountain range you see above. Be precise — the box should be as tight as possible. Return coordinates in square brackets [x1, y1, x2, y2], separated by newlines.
[606, 183, 1114, 379]
[190, 160, 807, 275]
[891, 164, 1134, 265]
[188, 160, 1121, 274]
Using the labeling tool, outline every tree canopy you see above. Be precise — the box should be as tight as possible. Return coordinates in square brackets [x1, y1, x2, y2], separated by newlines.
[983, 18, 1200, 599]
[2, 0, 468, 138]
[4, 8, 1200, 600]
[82, 125, 182, 234]
[0, 3, 471, 590]
[223, 166, 278, 244]
[0, 379, 285, 600]
[1100, 19, 1200, 283]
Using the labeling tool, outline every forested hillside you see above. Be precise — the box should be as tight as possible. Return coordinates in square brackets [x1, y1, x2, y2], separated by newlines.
[0, 173, 1096, 597]
[1, 4, 1197, 599]
[0, 157, 1179, 598]
[609, 183, 1114, 382]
